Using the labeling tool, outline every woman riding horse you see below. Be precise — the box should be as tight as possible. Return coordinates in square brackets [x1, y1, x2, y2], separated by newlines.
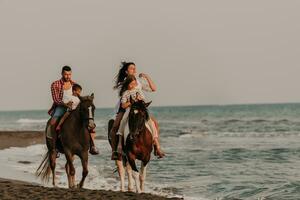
[109, 62, 165, 160]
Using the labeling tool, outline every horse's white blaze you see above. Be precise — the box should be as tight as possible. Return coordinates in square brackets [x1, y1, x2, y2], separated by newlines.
[88, 106, 95, 128]
[134, 110, 139, 114]
[88, 106, 93, 118]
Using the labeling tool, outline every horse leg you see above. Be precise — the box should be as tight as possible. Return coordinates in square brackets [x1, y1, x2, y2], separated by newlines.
[139, 162, 147, 192]
[71, 155, 76, 186]
[65, 152, 76, 188]
[126, 151, 141, 192]
[49, 150, 57, 186]
[65, 162, 72, 188]
[115, 160, 125, 192]
[126, 162, 134, 192]
[78, 152, 88, 188]
[132, 169, 141, 193]
[151, 116, 160, 137]
[46, 135, 57, 187]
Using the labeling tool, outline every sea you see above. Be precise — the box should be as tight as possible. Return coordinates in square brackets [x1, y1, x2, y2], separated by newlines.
[1, 103, 300, 200]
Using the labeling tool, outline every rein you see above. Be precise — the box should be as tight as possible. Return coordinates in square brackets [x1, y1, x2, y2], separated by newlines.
[78, 104, 94, 121]
[78, 103, 95, 132]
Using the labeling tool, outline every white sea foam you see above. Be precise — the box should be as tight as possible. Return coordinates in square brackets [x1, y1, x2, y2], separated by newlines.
[17, 118, 48, 124]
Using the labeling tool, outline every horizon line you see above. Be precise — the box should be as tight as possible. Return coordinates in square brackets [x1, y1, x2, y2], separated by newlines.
[1, 101, 300, 112]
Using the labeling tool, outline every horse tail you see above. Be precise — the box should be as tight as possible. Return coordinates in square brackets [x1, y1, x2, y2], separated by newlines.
[35, 151, 51, 183]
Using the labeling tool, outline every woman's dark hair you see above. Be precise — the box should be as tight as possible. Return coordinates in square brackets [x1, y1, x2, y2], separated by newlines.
[62, 65, 72, 73]
[114, 62, 135, 89]
[119, 75, 136, 97]
[72, 83, 82, 91]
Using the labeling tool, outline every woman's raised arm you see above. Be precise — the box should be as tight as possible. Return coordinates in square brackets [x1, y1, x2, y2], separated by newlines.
[139, 73, 157, 92]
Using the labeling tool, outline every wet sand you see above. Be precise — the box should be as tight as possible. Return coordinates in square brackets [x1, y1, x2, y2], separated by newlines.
[0, 131, 44, 150]
[0, 131, 105, 150]
[0, 178, 182, 200]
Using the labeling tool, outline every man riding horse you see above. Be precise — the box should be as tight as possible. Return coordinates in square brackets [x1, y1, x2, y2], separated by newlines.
[48, 66, 99, 155]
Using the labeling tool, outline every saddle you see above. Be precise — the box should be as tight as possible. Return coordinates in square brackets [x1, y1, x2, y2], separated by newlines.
[45, 122, 64, 153]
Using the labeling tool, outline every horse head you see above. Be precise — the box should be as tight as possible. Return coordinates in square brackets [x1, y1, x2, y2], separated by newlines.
[79, 93, 96, 131]
[128, 99, 152, 136]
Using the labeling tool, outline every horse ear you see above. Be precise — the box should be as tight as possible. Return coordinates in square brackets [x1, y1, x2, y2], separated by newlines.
[78, 95, 83, 101]
[144, 101, 152, 107]
[90, 93, 94, 100]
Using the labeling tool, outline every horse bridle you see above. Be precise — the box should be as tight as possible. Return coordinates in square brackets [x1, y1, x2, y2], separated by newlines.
[80, 105, 96, 131]
[129, 106, 148, 136]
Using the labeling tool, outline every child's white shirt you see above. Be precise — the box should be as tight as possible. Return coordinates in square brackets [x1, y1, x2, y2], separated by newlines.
[121, 87, 145, 104]
[63, 95, 80, 110]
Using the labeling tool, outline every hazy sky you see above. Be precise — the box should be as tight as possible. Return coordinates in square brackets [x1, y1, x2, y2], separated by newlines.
[1, 0, 300, 111]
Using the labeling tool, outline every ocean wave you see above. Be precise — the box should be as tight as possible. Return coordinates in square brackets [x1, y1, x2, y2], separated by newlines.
[161, 118, 297, 126]
[216, 118, 300, 126]
[173, 131, 300, 139]
[222, 118, 270, 124]
[178, 132, 208, 139]
[17, 118, 48, 124]
[159, 120, 203, 125]
[224, 119, 244, 123]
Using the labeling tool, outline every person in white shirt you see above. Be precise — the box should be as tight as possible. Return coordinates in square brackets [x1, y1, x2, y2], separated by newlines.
[116, 75, 165, 158]
[56, 83, 82, 132]
[110, 62, 165, 160]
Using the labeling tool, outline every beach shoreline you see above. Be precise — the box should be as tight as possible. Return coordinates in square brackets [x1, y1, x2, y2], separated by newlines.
[0, 131, 183, 200]
[0, 131, 44, 150]
[0, 178, 182, 200]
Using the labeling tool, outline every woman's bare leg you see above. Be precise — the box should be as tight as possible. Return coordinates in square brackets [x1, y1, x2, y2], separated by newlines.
[149, 117, 165, 158]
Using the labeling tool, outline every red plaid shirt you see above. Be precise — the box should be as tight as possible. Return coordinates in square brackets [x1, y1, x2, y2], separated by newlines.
[48, 79, 75, 115]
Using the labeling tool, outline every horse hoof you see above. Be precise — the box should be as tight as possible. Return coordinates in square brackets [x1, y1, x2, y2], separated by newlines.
[128, 188, 134, 193]
[69, 185, 76, 189]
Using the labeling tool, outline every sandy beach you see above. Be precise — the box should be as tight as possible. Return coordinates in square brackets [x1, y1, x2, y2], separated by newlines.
[0, 178, 181, 200]
[0, 131, 183, 200]
[0, 131, 44, 150]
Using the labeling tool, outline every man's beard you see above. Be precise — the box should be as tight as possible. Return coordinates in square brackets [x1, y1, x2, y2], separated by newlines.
[63, 77, 71, 82]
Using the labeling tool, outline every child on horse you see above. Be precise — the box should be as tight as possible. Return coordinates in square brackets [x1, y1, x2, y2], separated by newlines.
[116, 75, 165, 158]
[56, 83, 82, 132]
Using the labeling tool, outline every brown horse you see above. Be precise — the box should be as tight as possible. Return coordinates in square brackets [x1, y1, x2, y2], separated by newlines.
[36, 94, 96, 188]
[108, 100, 153, 193]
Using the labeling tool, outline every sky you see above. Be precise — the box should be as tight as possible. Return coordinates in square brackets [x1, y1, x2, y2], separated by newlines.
[0, 0, 300, 111]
